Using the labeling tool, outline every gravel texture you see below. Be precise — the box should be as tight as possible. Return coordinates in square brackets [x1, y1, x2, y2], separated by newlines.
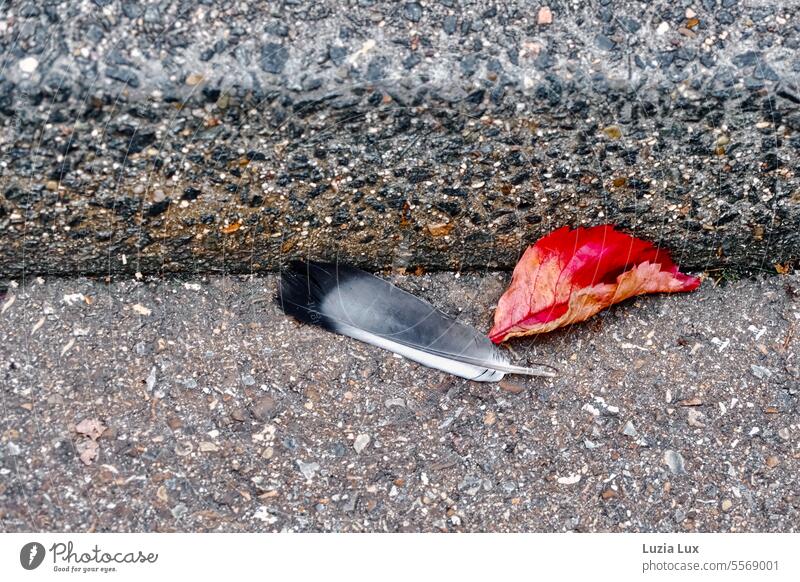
[1, 272, 798, 532]
[1, 0, 799, 276]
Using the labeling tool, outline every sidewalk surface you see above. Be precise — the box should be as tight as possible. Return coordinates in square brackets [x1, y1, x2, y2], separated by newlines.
[1, 272, 797, 532]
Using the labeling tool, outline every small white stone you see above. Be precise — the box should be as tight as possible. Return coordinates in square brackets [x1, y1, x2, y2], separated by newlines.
[62, 293, 85, 306]
[557, 474, 581, 485]
[297, 460, 320, 480]
[687, 409, 706, 428]
[253, 506, 278, 524]
[353, 433, 371, 454]
[19, 57, 38, 73]
[132, 303, 152, 316]
[582, 403, 600, 416]
[146, 366, 157, 392]
[656, 21, 670, 35]
[663, 450, 686, 475]
[622, 420, 638, 437]
[537, 6, 553, 25]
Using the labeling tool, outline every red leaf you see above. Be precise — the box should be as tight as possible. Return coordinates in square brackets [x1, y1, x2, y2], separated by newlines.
[489, 225, 701, 343]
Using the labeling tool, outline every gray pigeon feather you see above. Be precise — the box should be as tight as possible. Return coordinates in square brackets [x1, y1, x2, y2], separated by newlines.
[276, 261, 556, 382]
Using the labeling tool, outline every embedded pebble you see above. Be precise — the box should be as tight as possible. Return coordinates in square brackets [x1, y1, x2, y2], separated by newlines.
[557, 474, 581, 485]
[687, 409, 706, 428]
[146, 366, 157, 392]
[663, 450, 686, 475]
[582, 403, 600, 416]
[19, 57, 39, 73]
[252, 395, 276, 420]
[260, 43, 289, 74]
[132, 304, 152, 316]
[537, 6, 553, 25]
[171, 504, 188, 519]
[297, 460, 320, 480]
[458, 475, 482, 495]
[353, 433, 371, 454]
[403, 2, 422, 23]
[185, 73, 204, 86]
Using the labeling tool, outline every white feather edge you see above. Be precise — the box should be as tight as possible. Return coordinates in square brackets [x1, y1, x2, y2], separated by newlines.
[335, 322, 556, 382]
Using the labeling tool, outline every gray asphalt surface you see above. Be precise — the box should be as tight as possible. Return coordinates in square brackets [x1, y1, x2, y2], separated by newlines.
[1, 271, 797, 532]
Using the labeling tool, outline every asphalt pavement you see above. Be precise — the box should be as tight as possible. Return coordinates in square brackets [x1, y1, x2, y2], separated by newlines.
[1, 271, 797, 532]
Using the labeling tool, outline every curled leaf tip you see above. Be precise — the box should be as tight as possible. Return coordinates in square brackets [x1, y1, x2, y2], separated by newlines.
[489, 225, 701, 343]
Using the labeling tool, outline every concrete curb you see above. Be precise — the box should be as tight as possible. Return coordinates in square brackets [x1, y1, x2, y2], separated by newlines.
[1, 0, 798, 276]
